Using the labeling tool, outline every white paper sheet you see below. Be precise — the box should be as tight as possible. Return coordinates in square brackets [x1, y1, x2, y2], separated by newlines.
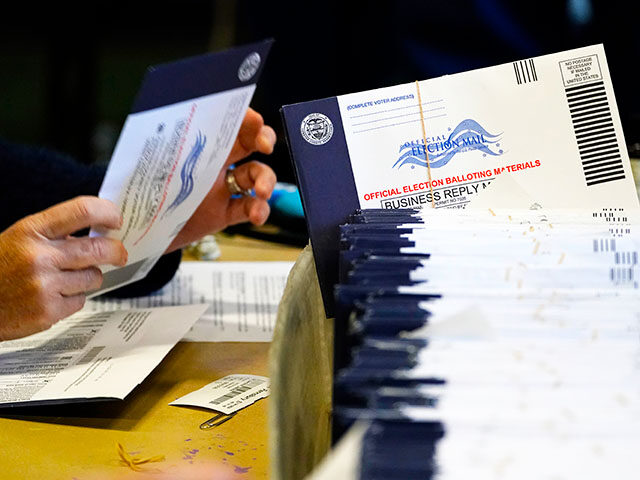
[86, 261, 294, 342]
[0, 304, 207, 406]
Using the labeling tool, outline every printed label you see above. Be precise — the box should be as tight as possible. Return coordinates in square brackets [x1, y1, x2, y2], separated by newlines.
[170, 374, 269, 414]
[559, 54, 602, 87]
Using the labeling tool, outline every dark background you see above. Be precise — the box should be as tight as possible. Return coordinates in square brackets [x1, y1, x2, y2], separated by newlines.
[1, 0, 638, 188]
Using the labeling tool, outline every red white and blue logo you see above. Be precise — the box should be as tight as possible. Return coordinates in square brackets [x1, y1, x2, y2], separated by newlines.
[394, 119, 503, 169]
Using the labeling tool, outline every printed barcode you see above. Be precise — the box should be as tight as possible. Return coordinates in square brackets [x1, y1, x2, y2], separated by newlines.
[565, 80, 625, 186]
[209, 378, 264, 405]
[592, 209, 628, 222]
[609, 266, 635, 284]
[513, 59, 538, 85]
[78, 346, 105, 364]
[592, 238, 616, 253]
[614, 251, 638, 265]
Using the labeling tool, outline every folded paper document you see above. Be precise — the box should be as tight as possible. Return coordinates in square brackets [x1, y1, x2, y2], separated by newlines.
[281, 44, 640, 315]
[90, 40, 272, 297]
[0, 304, 207, 407]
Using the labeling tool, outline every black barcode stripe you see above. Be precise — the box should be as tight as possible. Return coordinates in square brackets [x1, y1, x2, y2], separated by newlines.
[568, 93, 607, 108]
[529, 59, 537, 81]
[513, 59, 538, 85]
[585, 165, 624, 177]
[566, 84, 605, 98]
[583, 160, 624, 171]
[573, 112, 612, 125]
[584, 162, 624, 174]
[565, 80, 604, 93]
[580, 140, 618, 154]
[565, 78, 624, 188]
[576, 127, 614, 140]
[581, 147, 619, 160]
[577, 130, 615, 145]
[573, 110, 612, 122]
[570, 101, 609, 114]
[573, 117, 614, 130]
[574, 119, 613, 131]
[586, 167, 625, 180]
[582, 153, 620, 165]
[571, 106, 609, 119]
[587, 174, 626, 186]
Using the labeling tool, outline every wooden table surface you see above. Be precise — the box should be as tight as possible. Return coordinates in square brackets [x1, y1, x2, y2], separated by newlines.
[0, 233, 304, 480]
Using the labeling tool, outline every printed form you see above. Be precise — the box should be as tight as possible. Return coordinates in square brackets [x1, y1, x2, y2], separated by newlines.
[0, 304, 207, 406]
[89, 41, 271, 296]
[86, 261, 294, 342]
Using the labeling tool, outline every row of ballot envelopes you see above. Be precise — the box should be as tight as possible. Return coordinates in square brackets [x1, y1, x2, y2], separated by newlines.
[279, 44, 640, 478]
[331, 206, 640, 479]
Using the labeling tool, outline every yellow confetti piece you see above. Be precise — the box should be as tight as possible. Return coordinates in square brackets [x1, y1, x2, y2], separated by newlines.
[533, 241, 541, 255]
[488, 208, 496, 216]
[117, 442, 165, 473]
[558, 253, 565, 264]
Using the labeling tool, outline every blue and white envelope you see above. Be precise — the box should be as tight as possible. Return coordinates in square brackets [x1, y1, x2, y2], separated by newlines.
[89, 40, 272, 297]
[281, 44, 640, 315]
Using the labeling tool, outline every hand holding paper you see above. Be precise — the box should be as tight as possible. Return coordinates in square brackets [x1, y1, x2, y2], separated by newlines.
[0, 197, 127, 341]
[166, 107, 277, 252]
[91, 40, 273, 297]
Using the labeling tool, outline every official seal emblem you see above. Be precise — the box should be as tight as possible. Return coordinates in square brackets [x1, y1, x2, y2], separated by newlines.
[238, 52, 261, 82]
[300, 113, 333, 145]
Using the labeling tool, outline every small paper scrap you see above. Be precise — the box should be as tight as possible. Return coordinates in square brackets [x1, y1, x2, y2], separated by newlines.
[170, 374, 269, 415]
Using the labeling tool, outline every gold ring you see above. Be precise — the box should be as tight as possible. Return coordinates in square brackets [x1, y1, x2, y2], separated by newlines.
[225, 169, 252, 196]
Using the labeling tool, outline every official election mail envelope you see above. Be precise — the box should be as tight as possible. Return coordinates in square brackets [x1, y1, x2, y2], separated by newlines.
[89, 40, 272, 297]
[281, 44, 640, 315]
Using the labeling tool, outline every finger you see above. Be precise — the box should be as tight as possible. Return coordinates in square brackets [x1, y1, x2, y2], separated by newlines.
[56, 294, 87, 320]
[32, 196, 123, 240]
[54, 236, 128, 269]
[256, 124, 276, 155]
[226, 109, 276, 165]
[59, 267, 103, 296]
[35, 292, 86, 332]
[236, 108, 264, 153]
[231, 161, 277, 200]
[225, 196, 271, 227]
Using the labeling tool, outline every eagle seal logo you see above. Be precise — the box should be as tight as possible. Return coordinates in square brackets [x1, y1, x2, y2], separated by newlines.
[300, 113, 333, 146]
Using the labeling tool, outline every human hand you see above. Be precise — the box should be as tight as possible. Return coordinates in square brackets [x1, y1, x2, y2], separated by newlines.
[167, 107, 277, 252]
[0, 196, 128, 341]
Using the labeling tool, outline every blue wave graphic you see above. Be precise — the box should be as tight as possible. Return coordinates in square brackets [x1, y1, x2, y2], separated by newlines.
[393, 119, 502, 169]
[167, 132, 206, 212]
